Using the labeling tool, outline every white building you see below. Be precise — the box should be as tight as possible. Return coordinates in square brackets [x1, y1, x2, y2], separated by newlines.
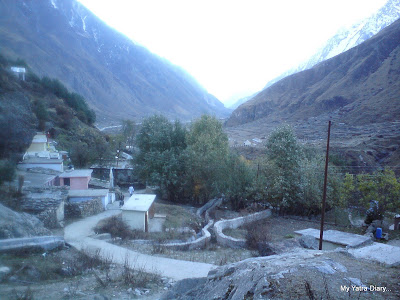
[121, 194, 156, 232]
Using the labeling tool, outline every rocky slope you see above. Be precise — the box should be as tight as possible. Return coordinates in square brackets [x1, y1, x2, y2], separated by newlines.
[162, 250, 400, 299]
[0, 203, 50, 239]
[0, 0, 228, 124]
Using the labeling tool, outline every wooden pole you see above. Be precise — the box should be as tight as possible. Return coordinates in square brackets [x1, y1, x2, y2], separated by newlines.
[319, 120, 331, 250]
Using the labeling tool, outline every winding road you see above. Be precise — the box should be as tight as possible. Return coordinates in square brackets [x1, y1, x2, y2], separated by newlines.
[64, 209, 216, 281]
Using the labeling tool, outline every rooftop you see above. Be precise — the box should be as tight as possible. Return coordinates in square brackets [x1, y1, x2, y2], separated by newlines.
[59, 169, 93, 178]
[122, 194, 156, 212]
[69, 189, 109, 197]
[32, 133, 47, 144]
[19, 158, 63, 164]
[13, 170, 57, 188]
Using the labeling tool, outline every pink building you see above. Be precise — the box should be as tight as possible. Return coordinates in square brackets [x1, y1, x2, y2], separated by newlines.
[58, 169, 93, 190]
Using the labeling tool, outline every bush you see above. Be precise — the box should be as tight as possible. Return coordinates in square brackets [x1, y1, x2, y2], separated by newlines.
[94, 215, 144, 240]
[245, 221, 274, 256]
[0, 159, 16, 185]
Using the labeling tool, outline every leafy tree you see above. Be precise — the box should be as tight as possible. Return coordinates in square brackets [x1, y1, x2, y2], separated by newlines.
[121, 120, 136, 152]
[264, 125, 303, 213]
[339, 173, 355, 208]
[0, 159, 16, 185]
[69, 142, 93, 168]
[33, 100, 48, 131]
[356, 169, 400, 213]
[135, 115, 187, 202]
[185, 115, 229, 204]
[299, 156, 342, 216]
[223, 154, 255, 210]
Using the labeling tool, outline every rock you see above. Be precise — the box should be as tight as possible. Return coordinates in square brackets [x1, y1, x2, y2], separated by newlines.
[298, 235, 319, 250]
[346, 277, 366, 287]
[161, 278, 207, 300]
[127, 288, 132, 293]
[0, 266, 11, 282]
[372, 220, 389, 232]
[134, 288, 141, 296]
[0, 203, 50, 239]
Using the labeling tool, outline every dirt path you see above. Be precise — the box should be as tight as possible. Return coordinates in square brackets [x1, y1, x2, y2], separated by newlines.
[64, 209, 216, 281]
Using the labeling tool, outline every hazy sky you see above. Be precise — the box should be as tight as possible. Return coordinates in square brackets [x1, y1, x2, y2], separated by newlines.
[78, 0, 387, 104]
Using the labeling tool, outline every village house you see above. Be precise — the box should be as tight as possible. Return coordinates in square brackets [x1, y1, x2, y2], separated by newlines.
[58, 169, 93, 190]
[10, 66, 26, 81]
[121, 194, 156, 232]
[243, 140, 252, 146]
[68, 189, 112, 210]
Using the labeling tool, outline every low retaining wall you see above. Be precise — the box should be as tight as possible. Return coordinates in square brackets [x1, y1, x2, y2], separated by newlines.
[214, 210, 271, 249]
[161, 219, 214, 251]
[0, 236, 65, 252]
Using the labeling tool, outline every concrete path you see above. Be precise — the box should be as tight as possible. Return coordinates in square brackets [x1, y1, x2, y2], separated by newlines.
[296, 228, 400, 267]
[295, 228, 372, 248]
[64, 209, 216, 281]
[348, 242, 400, 267]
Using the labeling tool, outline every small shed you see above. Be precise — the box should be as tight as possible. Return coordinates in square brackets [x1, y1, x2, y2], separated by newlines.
[121, 194, 156, 232]
[68, 189, 111, 209]
[58, 169, 93, 190]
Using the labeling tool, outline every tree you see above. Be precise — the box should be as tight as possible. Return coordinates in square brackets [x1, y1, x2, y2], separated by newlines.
[69, 142, 93, 168]
[0, 159, 16, 185]
[356, 169, 400, 214]
[223, 154, 254, 210]
[135, 115, 187, 202]
[121, 120, 136, 152]
[264, 125, 303, 213]
[185, 115, 229, 204]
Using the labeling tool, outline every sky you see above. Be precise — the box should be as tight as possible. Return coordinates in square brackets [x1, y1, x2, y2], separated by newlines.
[77, 0, 387, 105]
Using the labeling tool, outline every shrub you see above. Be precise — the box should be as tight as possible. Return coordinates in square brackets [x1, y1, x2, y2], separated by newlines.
[94, 215, 144, 240]
[0, 159, 16, 185]
[245, 221, 274, 256]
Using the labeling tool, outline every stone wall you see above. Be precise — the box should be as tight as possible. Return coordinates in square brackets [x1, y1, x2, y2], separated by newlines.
[20, 186, 68, 228]
[214, 210, 271, 249]
[65, 198, 103, 218]
[37, 202, 64, 228]
[161, 219, 213, 251]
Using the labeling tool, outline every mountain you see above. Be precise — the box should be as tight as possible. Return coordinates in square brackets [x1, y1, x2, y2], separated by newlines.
[225, 18, 400, 170]
[0, 0, 228, 125]
[228, 93, 257, 110]
[248, 0, 400, 104]
[227, 17, 400, 126]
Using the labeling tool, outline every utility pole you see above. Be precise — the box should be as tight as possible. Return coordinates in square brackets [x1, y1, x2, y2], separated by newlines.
[319, 120, 331, 250]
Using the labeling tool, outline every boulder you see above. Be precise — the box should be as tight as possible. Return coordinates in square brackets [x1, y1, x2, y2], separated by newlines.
[0, 203, 50, 239]
[298, 235, 319, 250]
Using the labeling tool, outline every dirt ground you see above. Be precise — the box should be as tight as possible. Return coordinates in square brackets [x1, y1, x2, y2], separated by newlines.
[0, 247, 166, 300]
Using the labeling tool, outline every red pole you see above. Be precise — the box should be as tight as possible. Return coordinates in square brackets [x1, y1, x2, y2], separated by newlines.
[319, 120, 331, 250]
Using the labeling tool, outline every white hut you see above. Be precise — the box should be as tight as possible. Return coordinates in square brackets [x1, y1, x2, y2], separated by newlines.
[121, 194, 156, 232]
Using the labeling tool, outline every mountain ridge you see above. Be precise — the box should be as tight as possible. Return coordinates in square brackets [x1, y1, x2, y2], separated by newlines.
[226, 17, 400, 126]
[0, 0, 228, 125]
[232, 0, 400, 108]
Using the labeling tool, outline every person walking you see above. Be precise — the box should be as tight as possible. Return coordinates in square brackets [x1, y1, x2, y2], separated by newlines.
[129, 186, 134, 196]
[119, 194, 125, 208]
